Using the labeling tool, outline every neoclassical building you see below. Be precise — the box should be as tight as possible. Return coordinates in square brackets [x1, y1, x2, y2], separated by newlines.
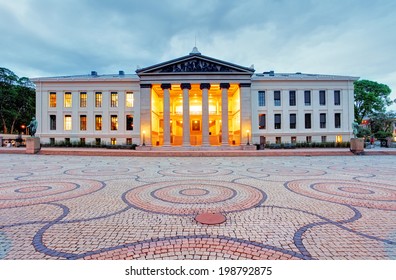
[32, 48, 358, 149]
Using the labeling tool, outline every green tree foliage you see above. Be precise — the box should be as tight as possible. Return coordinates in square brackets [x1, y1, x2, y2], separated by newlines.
[354, 79, 392, 124]
[369, 111, 396, 139]
[0, 67, 35, 134]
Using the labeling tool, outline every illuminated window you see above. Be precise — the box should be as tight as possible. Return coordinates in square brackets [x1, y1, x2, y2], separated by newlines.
[80, 92, 87, 107]
[111, 92, 118, 107]
[126, 115, 134, 131]
[49, 92, 57, 107]
[64, 92, 72, 108]
[336, 135, 342, 143]
[291, 136, 297, 143]
[95, 115, 102, 130]
[95, 92, 102, 107]
[111, 115, 118, 130]
[111, 138, 117, 145]
[126, 92, 134, 107]
[126, 138, 132, 145]
[80, 115, 87, 131]
[64, 115, 72, 130]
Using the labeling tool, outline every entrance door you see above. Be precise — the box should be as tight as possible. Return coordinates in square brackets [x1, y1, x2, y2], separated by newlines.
[260, 136, 266, 150]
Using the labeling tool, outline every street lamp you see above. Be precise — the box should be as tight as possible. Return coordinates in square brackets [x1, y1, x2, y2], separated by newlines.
[142, 130, 146, 146]
[246, 130, 250, 145]
[21, 124, 26, 135]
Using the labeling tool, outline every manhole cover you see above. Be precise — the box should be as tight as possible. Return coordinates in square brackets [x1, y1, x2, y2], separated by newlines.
[195, 213, 226, 225]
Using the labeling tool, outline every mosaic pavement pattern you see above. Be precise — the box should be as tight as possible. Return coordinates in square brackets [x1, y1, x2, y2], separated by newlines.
[0, 154, 395, 260]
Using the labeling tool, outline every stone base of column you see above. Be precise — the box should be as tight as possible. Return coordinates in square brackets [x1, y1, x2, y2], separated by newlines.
[26, 137, 41, 154]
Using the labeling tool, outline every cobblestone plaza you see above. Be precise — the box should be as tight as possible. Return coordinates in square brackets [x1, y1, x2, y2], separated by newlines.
[0, 154, 395, 260]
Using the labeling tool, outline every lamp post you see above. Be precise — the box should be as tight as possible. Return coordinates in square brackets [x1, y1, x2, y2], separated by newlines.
[21, 124, 26, 135]
[142, 130, 146, 146]
[246, 130, 250, 145]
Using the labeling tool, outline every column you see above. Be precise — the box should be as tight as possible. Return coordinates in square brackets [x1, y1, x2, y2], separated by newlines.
[240, 83, 252, 145]
[220, 83, 230, 146]
[200, 83, 210, 146]
[140, 84, 152, 146]
[181, 83, 191, 146]
[161, 83, 171, 146]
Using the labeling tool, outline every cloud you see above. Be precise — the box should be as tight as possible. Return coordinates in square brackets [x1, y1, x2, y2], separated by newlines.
[1, 0, 395, 107]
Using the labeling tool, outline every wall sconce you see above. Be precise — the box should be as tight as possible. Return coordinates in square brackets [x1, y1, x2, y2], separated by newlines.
[142, 130, 146, 146]
[246, 130, 250, 145]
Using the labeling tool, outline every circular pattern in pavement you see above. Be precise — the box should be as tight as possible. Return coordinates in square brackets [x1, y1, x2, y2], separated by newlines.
[247, 166, 326, 176]
[0, 179, 105, 209]
[285, 179, 396, 210]
[158, 167, 233, 177]
[83, 236, 302, 260]
[65, 166, 143, 176]
[124, 180, 266, 215]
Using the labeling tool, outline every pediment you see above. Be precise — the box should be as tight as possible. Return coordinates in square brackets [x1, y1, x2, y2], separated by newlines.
[136, 53, 255, 75]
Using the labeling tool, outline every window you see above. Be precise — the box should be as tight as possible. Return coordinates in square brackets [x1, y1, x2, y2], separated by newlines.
[304, 90, 311, 106]
[126, 92, 134, 107]
[289, 90, 296, 106]
[258, 114, 266, 129]
[50, 115, 56, 130]
[95, 138, 101, 146]
[111, 115, 118, 130]
[80, 138, 85, 145]
[305, 113, 311, 129]
[64, 115, 72, 130]
[274, 91, 281, 106]
[334, 90, 341, 105]
[49, 92, 56, 107]
[320, 113, 326, 128]
[321, 136, 327, 143]
[95, 115, 102, 130]
[335, 113, 341, 128]
[50, 138, 55, 145]
[258, 91, 266, 106]
[291, 136, 297, 143]
[126, 138, 132, 145]
[290, 113, 296, 129]
[111, 92, 118, 107]
[95, 92, 102, 107]
[111, 138, 117, 145]
[336, 135, 342, 143]
[65, 138, 70, 145]
[274, 114, 281, 129]
[64, 92, 72, 108]
[80, 92, 87, 107]
[276, 137, 281, 144]
[126, 115, 134, 131]
[319, 90, 326, 105]
[80, 115, 87, 131]
[306, 136, 312, 143]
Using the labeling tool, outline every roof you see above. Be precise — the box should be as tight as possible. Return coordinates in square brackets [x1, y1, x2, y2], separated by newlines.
[31, 72, 139, 82]
[253, 71, 359, 81]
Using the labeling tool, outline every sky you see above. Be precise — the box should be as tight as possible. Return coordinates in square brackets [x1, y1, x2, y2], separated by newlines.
[1, 0, 396, 109]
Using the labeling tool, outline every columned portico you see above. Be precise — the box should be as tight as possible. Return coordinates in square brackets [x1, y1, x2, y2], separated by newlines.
[181, 83, 191, 146]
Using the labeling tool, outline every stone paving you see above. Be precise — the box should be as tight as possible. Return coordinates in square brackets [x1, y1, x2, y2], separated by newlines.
[0, 154, 395, 260]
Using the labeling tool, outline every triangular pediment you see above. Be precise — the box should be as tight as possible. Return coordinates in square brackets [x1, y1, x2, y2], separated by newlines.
[136, 53, 255, 75]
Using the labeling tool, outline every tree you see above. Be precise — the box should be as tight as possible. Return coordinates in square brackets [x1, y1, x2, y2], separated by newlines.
[354, 79, 392, 124]
[0, 67, 35, 134]
[369, 111, 396, 139]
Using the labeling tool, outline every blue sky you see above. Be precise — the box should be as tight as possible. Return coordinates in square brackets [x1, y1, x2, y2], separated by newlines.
[1, 0, 395, 109]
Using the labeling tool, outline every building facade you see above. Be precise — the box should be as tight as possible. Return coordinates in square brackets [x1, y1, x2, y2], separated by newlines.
[32, 48, 358, 149]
